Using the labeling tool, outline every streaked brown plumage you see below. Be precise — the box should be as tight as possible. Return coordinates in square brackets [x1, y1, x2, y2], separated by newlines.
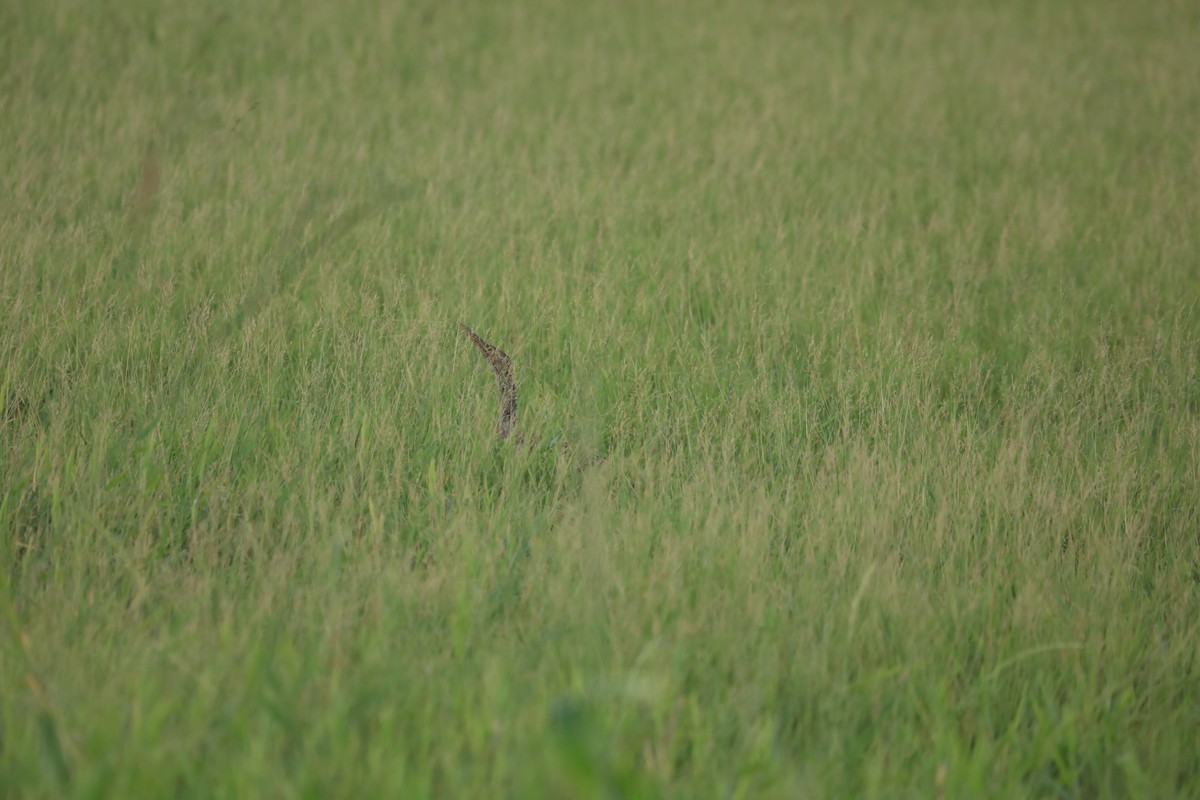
[458, 322, 518, 441]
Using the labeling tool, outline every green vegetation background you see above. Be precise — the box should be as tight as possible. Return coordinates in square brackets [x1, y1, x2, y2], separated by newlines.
[2, 0, 1198, 796]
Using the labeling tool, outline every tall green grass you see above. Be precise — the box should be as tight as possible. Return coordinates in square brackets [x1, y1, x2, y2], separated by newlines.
[3, 0, 1198, 796]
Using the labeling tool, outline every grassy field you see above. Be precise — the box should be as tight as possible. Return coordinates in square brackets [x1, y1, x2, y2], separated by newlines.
[3, 0, 1199, 796]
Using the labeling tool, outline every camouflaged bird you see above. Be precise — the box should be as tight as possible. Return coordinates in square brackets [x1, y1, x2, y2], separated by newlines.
[458, 322, 520, 442]
[459, 322, 608, 469]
